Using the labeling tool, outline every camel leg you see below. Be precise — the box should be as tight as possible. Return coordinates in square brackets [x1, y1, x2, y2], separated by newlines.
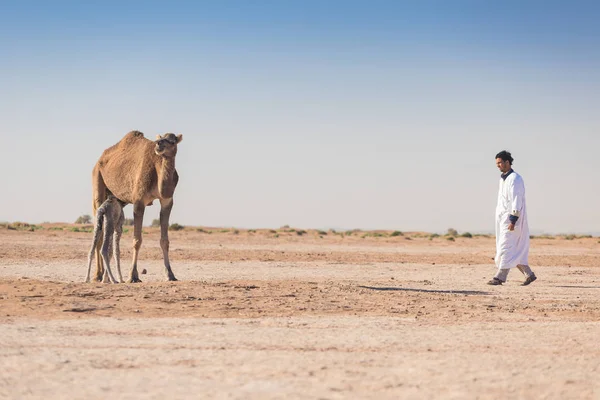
[128, 202, 145, 283]
[101, 219, 119, 284]
[100, 230, 111, 283]
[85, 240, 97, 283]
[85, 216, 104, 283]
[113, 207, 124, 283]
[101, 235, 112, 284]
[92, 164, 107, 282]
[102, 233, 119, 283]
[159, 198, 177, 281]
[94, 231, 105, 281]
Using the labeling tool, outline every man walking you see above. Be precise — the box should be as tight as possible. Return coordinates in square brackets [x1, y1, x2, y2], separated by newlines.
[488, 150, 537, 286]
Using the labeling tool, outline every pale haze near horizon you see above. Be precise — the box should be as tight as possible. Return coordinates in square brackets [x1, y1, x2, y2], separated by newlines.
[1, 1, 599, 234]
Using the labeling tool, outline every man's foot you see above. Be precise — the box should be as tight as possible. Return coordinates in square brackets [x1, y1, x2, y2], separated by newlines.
[487, 277, 504, 286]
[521, 275, 537, 286]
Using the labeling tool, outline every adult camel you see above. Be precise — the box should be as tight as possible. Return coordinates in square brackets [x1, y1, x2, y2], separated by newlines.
[92, 131, 183, 282]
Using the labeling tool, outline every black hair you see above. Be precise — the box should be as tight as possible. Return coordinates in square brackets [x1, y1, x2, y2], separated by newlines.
[495, 150, 513, 165]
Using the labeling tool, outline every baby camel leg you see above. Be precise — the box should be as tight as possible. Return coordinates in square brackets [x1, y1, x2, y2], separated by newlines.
[85, 234, 102, 283]
[85, 205, 106, 283]
[113, 206, 125, 283]
[100, 223, 119, 284]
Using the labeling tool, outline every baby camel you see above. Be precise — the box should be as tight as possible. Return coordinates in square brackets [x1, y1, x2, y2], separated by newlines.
[85, 194, 125, 284]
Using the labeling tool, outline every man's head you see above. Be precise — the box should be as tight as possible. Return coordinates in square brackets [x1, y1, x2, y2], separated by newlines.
[495, 150, 513, 174]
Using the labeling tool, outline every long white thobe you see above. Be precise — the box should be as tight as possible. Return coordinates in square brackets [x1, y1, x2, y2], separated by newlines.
[495, 170, 530, 269]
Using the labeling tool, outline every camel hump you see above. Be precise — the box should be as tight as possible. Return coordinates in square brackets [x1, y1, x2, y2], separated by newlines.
[127, 130, 145, 138]
[118, 130, 151, 146]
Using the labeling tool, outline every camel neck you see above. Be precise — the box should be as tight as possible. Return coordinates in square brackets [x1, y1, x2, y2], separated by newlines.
[160, 156, 175, 171]
[158, 156, 177, 198]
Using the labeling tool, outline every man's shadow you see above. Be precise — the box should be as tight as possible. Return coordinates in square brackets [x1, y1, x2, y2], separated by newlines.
[554, 285, 600, 289]
[358, 286, 491, 296]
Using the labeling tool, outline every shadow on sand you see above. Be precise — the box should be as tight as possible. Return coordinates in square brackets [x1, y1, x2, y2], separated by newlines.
[554, 285, 600, 289]
[358, 286, 491, 296]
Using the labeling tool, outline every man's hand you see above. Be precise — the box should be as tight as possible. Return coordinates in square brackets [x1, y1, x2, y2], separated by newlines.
[508, 222, 515, 231]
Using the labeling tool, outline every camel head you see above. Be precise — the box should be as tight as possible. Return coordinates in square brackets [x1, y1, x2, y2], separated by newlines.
[155, 133, 183, 157]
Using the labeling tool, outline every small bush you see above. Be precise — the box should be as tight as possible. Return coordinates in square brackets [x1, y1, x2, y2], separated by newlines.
[233, 229, 240, 235]
[9, 222, 42, 231]
[446, 236, 455, 241]
[391, 231, 403, 237]
[151, 219, 160, 227]
[447, 228, 458, 237]
[363, 232, 386, 238]
[169, 223, 185, 231]
[75, 215, 92, 224]
[296, 230, 307, 236]
[317, 230, 327, 235]
[269, 229, 277, 234]
[429, 233, 440, 239]
[532, 234, 551, 239]
[123, 218, 134, 226]
[461, 232, 473, 238]
[70, 227, 92, 233]
[248, 229, 256, 233]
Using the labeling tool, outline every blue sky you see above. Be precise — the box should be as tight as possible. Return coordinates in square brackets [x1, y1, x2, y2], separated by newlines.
[1, 1, 599, 233]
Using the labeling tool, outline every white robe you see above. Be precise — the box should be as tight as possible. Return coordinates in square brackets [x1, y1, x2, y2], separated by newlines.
[495, 171, 529, 269]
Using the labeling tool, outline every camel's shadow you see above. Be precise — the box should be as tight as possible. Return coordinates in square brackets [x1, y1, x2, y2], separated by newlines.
[358, 286, 491, 296]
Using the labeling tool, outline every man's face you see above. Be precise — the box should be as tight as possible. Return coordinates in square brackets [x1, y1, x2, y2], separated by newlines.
[496, 158, 511, 174]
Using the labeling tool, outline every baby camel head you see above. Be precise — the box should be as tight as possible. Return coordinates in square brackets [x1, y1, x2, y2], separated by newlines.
[155, 133, 183, 157]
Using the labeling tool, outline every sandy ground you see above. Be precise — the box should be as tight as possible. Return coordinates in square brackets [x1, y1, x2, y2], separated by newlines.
[1, 226, 600, 399]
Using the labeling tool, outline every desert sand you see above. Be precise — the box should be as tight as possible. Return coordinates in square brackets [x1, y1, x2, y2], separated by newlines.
[1, 225, 599, 399]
